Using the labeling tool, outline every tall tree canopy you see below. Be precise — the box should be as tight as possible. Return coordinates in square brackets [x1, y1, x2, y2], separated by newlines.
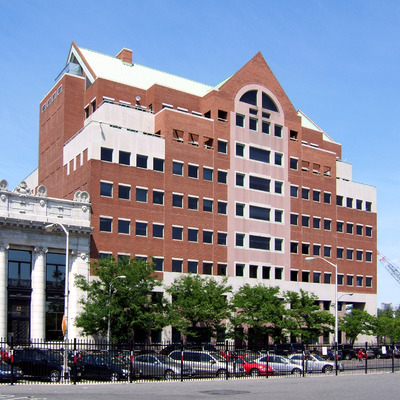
[340, 308, 375, 345]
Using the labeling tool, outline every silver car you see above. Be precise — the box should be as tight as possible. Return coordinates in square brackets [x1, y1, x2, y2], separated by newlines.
[168, 350, 245, 378]
[252, 354, 303, 375]
[132, 353, 195, 380]
[288, 354, 344, 374]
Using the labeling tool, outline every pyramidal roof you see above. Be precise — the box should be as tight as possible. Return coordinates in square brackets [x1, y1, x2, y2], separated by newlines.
[70, 44, 215, 97]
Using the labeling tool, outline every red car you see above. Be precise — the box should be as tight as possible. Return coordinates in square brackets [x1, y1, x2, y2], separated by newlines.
[226, 355, 274, 377]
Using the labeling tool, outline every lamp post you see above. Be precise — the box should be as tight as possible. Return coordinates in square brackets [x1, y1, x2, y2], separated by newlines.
[305, 256, 338, 369]
[45, 223, 69, 379]
[107, 275, 126, 345]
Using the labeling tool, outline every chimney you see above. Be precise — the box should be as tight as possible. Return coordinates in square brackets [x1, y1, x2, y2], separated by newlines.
[116, 48, 133, 64]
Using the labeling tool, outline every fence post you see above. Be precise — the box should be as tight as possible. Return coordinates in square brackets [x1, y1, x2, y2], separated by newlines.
[10, 336, 14, 386]
[266, 350, 269, 379]
[392, 342, 395, 373]
[364, 342, 368, 374]
[180, 341, 184, 382]
[335, 342, 338, 376]
[225, 340, 229, 380]
[72, 338, 77, 385]
[129, 339, 134, 383]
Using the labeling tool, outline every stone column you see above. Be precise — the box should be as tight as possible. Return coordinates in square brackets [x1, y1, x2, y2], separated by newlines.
[0, 244, 8, 340]
[31, 247, 46, 341]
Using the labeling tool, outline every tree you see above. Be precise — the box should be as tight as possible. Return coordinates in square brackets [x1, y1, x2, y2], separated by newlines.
[284, 289, 334, 343]
[166, 275, 232, 340]
[74, 256, 167, 342]
[339, 308, 375, 345]
[230, 285, 287, 344]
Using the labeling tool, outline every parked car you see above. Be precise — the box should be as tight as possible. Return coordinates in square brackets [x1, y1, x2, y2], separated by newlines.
[251, 354, 303, 375]
[131, 353, 195, 380]
[288, 354, 343, 373]
[273, 343, 304, 356]
[13, 348, 73, 382]
[0, 360, 23, 382]
[168, 350, 245, 378]
[337, 344, 356, 360]
[230, 355, 274, 377]
[77, 354, 129, 381]
[371, 345, 396, 359]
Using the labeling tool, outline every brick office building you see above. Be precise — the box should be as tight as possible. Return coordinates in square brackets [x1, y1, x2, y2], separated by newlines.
[36, 42, 377, 343]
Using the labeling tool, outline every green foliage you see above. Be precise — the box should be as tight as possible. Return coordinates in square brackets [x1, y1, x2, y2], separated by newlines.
[373, 306, 400, 342]
[230, 285, 287, 343]
[339, 308, 375, 345]
[74, 256, 167, 342]
[284, 289, 334, 342]
[166, 274, 232, 338]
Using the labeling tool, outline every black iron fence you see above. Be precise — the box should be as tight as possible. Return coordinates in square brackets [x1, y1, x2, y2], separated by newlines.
[1, 339, 400, 384]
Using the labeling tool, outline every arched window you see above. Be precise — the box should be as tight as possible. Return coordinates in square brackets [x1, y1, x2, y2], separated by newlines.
[262, 92, 278, 112]
[239, 90, 257, 106]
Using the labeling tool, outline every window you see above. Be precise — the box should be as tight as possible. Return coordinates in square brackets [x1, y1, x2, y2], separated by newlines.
[338, 274, 344, 285]
[275, 181, 283, 194]
[153, 157, 164, 172]
[356, 276, 363, 287]
[290, 214, 298, 225]
[118, 184, 130, 200]
[172, 226, 183, 240]
[173, 161, 183, 176]
[302, 215, 310, 227]
[236, 143, 245, 157]
[275, 238, 283, 252]
[356, 199, 363, 210]
[356, 225, 363, 235]
[188, 196, 199, 210]
[203, 262, 213, 275]
[188, 228, 198, 242]
[153, 190, 164, 205]
[218, 140, 228, 154]
[217, 264, 227, 276]
[346, 249, 354, 260]
[240, 90, 257, 106]
[218, 170, 227, 184]
[290, 185, 298, 197]
[249, 147, 270, 163]
[313, 190, 320, 202]
[172, 259, 183, 273]
[302, 243, 310, 255]
[290, 242, 298, 254]
[188, 164, 199, 179]
[275, 268, 283, 280]
[337, 195, 343, 206]
[356, 250, 363, 261]
[236, 113, 245, 127]
[274, 152, 283, 166]
[275, 209, 283, 223]
[101, 147, 113, 162]
[136, 221, 147, 236]
[249, 117, 258, 131]
[346, 197, 353, 208]
[119, 151, 131, 165]
[262, 266, 271, 279]
[324, 273, 331, 284]
[249, 235, 270, 250]
[218, 232, 227, 246]
[249, 265, 258, 278]
[366, 201, 372, 212]
[236, 173, 245, 187]
[203, 230, 213, 244]
[136, 187, 148, 202]
[324, 219, 331, 231]
[262, 121, 270, 134]
[324, 246, 331, 258]
[249, 205, 270, 221]
[366, 277, 372, 287]
[366, 251, 373, 262]
[274, 125, 282, 137]
[337, 221, 344, 233]
[302, 271, 310, 282]
[324, 192, 331, 204]
[366, 226, 373, 237]
[313, 244, 321, 256]
[302, 188, 309, 200]
[153, 257, 164, 272]
[173, 193, 183, 208]
[250, 176, 270, 192]
[153, 223, 164, 238]
[310, 217, 320, 229]
[236, 264, 245, 277]
[337, 247, 344, 258]
[188, 260, 198, 274]
[347, 223, 353, 234]
[118, 219, 130, 235]
[291, 270, 299, 282]
[203, 198, 213, 212]
[100, 217, 112, 232]
[136, 154, 148, 169]
[100, 182, 113, 197]
[236, 233, 245, 247]
[290, 157, 298, 170]
[235, 203, 245, 217]
[203, 167, 213, 181]
[313, 272, 321, 283]
[347, 275, 354, 286]
[218, 201, 227, 214]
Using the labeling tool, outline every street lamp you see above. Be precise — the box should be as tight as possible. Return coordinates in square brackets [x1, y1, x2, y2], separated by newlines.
[45, 223, 69, 379]
[107, 275, 126, 345]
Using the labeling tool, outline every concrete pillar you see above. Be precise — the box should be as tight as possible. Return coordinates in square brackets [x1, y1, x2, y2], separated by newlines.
[0, 244, 8, 340]
[31, 248, 46, 340]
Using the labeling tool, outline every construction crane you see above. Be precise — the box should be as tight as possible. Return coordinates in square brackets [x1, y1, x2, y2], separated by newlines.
[378, 251, 400, 286]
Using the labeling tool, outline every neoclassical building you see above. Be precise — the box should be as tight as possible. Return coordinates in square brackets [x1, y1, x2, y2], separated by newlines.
[0, 180, 91, 342]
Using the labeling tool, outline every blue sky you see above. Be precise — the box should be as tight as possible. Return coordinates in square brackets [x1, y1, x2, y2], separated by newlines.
[0, 0, 399, 307]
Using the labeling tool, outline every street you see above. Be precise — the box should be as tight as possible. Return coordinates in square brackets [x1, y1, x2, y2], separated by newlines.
[0, 372, 398, 400]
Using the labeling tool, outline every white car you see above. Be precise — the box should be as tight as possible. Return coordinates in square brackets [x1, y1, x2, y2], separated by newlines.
[252, 354, 303, 375]
[288, 354, 344, 374]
